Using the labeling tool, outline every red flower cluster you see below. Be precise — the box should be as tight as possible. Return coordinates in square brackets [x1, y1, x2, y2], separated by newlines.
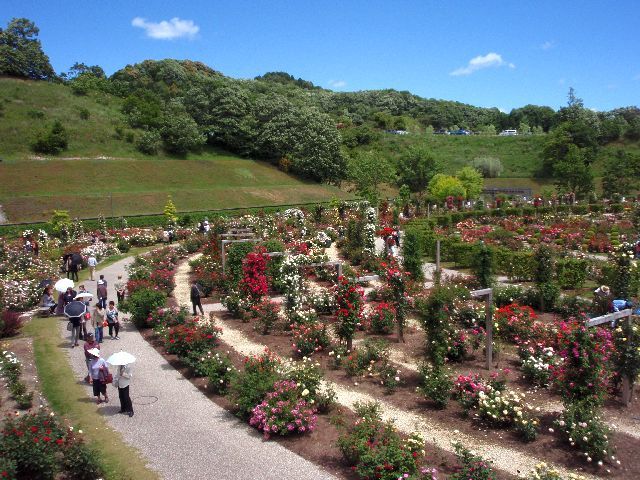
[240, 247, 268, 299]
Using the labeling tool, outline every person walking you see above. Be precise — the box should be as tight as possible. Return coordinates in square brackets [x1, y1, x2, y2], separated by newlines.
[87, 254, 97, 281]
[88, 348, 109, 404]
[77, 285, 91, 340]
[99, 274, 108, 288]
[115, 363, 134, 417]
[105, 301, 120, 339]
[68, 257, 79, 282]
[114, 275, 126, 303]
[190, 281, 204, 316]
[91, 304, 105, 343]
[97, 280, 108, 309]
[82, 333, 99, 384]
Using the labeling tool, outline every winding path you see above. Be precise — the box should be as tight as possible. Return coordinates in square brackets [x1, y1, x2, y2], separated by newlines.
[58, 255, 336, 480]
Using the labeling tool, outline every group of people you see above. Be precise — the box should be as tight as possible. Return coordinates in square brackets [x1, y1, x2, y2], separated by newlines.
[197, 218, 211, 233]
[593, 285, 639, 321]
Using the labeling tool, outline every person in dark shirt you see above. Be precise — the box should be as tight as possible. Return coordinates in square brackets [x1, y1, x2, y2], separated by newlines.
[190, 281, 204, 316]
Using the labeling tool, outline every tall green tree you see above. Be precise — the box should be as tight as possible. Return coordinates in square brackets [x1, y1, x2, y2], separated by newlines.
[456, 166, 484, 199]
[0, 18, 55, 80]
[347, 151, 395, 203]
[396, 146, 440, 196]
[428, 174, 466, 202]
[602, 150, 640, 199]
[160, 100, 205, 155]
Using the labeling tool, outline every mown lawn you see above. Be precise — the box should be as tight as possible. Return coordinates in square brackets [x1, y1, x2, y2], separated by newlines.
[0, 155, 353, 222]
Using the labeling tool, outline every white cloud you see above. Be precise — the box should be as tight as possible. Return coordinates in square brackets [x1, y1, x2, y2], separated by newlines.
[328, 79, 347, 88]
[540, 40, 555, 50]
[132, 17, 199, 40]
[450, 52, 514, 76]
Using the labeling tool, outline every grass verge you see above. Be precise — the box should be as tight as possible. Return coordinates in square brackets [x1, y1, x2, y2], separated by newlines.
[23, 316, 158, 480]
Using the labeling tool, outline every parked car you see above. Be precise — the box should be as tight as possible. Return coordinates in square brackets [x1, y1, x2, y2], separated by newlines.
[434, 129, 449, 135]
[499, 129, 518, 136]
[450, 129, 472, 135]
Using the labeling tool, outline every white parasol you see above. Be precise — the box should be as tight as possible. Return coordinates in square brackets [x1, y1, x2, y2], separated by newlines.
[54, 278, 75, 293]
[106, 351, 136, 366]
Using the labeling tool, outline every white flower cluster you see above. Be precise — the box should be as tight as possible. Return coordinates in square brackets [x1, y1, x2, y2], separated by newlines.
[81, 242, 120, 261]
[363, 207, 377, 255]
[280, 208, 306, 226]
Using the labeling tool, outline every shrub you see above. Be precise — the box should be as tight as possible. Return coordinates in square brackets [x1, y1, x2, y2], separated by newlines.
[449, 441, 496, 480]
[367, 302, 395, 335]
[494, 303, 537, 342]
[334, 275, 365, 350]
[535, 282, 560, 312]
[31, 120, 68, 155]
[119, 287, 166, 328]
[337, 402, 424, 480]
[191, 351, 236, 394]
[162, 317, 222, 357]
[249, 380, 317, 439]
[555, 400, 612, 463]
[476, 388, 539, 441]
[115, 239, 130, 253]
[230, 350, 283, 419]
[555, 258, 589, 289]
[418, 363, 452, 409]
[249, 298, 280, 335]
[343, 338, 389, 377]
[1, 310, 24, 338]
[291, 322, 331, 356]
[285, 357, 336, 413]
[61, 442, 104, 480]
[136, 129, 161, 155]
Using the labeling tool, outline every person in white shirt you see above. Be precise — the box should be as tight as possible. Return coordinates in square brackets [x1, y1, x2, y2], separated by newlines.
[115, 363, 134, 417]
[87, 254, 98, 281]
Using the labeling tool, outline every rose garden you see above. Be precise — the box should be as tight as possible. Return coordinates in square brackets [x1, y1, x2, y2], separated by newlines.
[1, 199, 640, 480]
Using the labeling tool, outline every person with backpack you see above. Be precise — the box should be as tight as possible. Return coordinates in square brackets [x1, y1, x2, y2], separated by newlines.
[105, 301, 120, 339]
[190, 281, 204, 316]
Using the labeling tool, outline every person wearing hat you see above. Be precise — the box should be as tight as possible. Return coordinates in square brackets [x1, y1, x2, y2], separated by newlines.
[97, 280, 108, 309]
[89, 348, 109, 404]
[593, 285, 611, 315]
[83, 332, 100, 384]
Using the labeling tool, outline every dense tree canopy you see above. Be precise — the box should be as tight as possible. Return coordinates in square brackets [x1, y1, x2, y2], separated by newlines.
[396, 146, 440, 194]
[0, 18, 55, 80]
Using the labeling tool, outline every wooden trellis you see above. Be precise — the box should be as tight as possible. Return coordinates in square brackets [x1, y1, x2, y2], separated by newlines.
[470, 287, 494, 371]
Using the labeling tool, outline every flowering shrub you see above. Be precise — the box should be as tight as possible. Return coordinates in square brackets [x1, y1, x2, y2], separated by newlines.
[0, 409, 103, 480]
[249, 380, 317, 439]
[181, 350, 236, 394]
[343, 339, 389, 377]
[285, 357, 336, 413]
[476, 388, 539, 441]
[291, 321, 330, 356]
[1, 310, 24, 338]
[334, 275, 364, 350]
[162, 317, 222, 357]
[418, 363, 453, 409]
[337, 402, 424, 480]
[521, 346, 558, 387]
[249, 298, 281, 334]
[526, 463, 587, 480]
[79, 241, 120, 261]
[494, 303, 537, 342]
[240, 247, 268, 300]
[367, 302, 396, 334]
[449, 441, 496, 480]
[453, 373, 489, 413]
[552, 321, 613, 408]
[1, 350, 33, 409]
[555, 401, 613, 463]
[230, 349, 283, 419]
[146, 306, 191, 330]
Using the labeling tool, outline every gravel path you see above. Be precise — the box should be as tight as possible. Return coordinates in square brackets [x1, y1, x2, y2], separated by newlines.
[58, 256, 336, 480]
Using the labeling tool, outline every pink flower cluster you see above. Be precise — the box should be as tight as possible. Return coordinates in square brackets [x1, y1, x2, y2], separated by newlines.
[249, 380, 317, 439]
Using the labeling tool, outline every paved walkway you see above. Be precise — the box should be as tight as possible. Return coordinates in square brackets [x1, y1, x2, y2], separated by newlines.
[59, 256, 335, 480]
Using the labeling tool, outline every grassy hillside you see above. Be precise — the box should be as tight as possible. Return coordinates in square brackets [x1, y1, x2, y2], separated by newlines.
[0, 78, 352, 222]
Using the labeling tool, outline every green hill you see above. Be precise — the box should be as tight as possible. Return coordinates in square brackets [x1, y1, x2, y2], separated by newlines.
[0, 78, 352, 223]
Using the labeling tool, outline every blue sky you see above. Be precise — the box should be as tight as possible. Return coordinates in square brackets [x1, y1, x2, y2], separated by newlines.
[3, 1, 639, 111]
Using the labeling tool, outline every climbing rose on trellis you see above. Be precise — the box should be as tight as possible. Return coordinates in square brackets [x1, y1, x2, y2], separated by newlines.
[334, 275, 364, 350]
[240, 247, 268, 300]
